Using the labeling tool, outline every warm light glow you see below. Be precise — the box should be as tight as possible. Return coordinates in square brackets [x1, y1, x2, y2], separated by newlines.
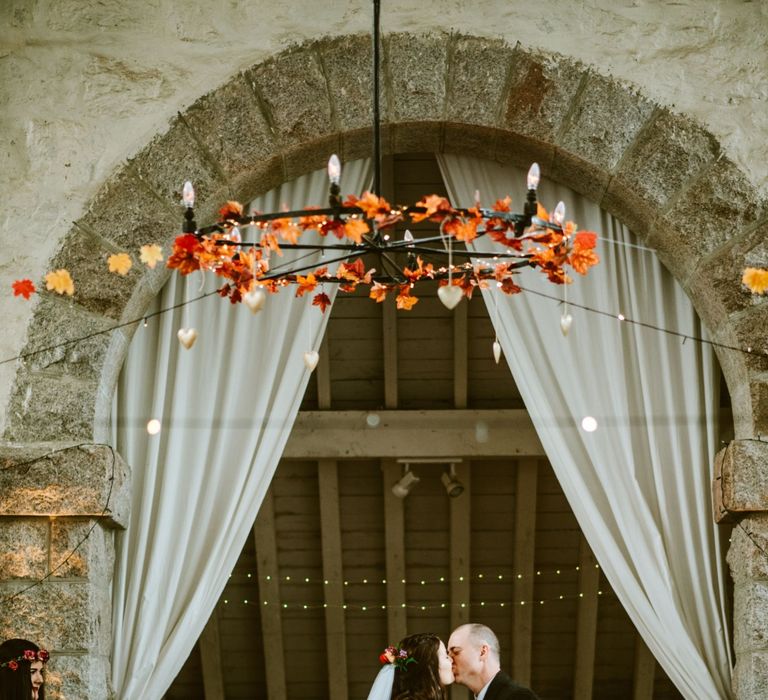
[182, 181, 195, 208]
[581, 416, 598, 432]
[527, 162, 541, 190]
[147, 418, 161, 435]
[327, 154, 341, 185]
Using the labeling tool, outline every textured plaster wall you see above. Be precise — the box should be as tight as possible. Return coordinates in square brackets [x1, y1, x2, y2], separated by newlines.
[1, 0, 767, 432]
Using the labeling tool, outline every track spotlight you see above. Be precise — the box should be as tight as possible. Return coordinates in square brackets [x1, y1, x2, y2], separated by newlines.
[392, 466, 420, 498]
[441, 464, 464, 498]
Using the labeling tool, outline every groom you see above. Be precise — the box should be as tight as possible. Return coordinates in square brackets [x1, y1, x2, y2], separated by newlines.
[447, 623, 539, 699]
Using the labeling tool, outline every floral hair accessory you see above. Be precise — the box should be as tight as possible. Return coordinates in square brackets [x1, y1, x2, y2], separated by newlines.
[1, 649, 49, 671]
[378, 645, 416, 672]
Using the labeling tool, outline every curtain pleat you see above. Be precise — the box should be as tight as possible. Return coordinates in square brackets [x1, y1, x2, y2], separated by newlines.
[110, 160, 372, 699]
[438, 153, 732, 700]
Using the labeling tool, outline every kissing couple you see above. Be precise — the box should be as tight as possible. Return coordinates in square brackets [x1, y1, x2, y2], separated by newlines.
[366, 623, 539, 699]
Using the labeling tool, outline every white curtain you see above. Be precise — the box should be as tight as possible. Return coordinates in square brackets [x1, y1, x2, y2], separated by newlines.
[438, 154, 732, 699]
[110, 160, 371, 699]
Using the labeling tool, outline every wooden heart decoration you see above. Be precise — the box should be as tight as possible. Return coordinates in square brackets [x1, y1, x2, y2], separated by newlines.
[177, 327, 198, 349]
[243, 287, 266, 314]
[560, 313, 573, 336]
[437, 285, 462, 310]
[303, 350, 319, 371]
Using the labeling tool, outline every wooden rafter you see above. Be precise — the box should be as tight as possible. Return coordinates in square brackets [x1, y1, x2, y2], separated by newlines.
[453, 301, 468, 409]
[512, 458, 538, 686]
[632, 633, 656, 700]
[199, 606, 225, 700]
[572, 534, 600, 699]
[449, 461, 471, 700]
[253, 489, 287, 700]
[318, 459, 349, 699]
[383, 458, 407, 643]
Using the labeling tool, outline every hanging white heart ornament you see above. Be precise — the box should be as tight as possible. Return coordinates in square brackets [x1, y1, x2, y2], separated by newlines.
[303, 350, 319, 371]
[492, 340, 502, 365]
[560, 313, 573, 336]
[438, 285, 463, 310]
[177, 328, 198, 349]
[243, 287, 266, 314]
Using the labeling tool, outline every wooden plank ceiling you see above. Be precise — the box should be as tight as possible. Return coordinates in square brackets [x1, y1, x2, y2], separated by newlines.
[164, 155, 685, 700]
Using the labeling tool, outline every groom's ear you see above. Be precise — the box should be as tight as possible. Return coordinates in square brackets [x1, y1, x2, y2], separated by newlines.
[479, 643, 489, 659]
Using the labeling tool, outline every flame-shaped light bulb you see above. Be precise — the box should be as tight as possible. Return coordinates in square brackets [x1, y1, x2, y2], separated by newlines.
[182, 181, 195, 208]
[551, 201, 566, 227]
[327, 154, 342, 186]
[526, 162, 540, 191]
[403, 230, 415, 247]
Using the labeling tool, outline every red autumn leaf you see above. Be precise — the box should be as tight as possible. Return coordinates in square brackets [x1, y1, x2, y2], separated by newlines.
[12, 279, 36, 299]
[312, 292, 332, 313]
[219, 200, 244, 221]
[337, 258, 366, 282]
[321, 218, 346, 239]
[354, 191, 393, 223]
[569, 248, 600, 275]
[299, 206, 328, 231]
[411, 194, 453, 223]
[499, 277, 522, 295]
[447, 218, 478, 243]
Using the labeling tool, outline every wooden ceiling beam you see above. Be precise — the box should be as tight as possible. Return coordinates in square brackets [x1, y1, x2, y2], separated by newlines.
[317, 334, 332, 410]
[198, 606, 225, 700]
[512, 458, 538, 687]
[383, 299, 398, 409]
[449, 461, 471, 700]
[318, 459, 349, 700]
[253, 489, 287, 700]
[632, 633, 656, 700]
[283, 409, 544, 458]
[383, 458, 407, 644]
[572, 534, 600, 699]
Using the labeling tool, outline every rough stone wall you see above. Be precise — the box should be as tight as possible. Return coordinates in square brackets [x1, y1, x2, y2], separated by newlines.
[1, 2, 767, 699]
[1, 0, 767, 431]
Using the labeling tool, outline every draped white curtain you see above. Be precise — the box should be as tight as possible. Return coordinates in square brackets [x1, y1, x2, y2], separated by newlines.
[110, 160, 371, 700]
[438, 154, 732, 699]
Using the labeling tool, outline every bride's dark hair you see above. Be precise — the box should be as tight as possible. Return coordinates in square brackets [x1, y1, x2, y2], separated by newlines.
[391, 632, 447, 700]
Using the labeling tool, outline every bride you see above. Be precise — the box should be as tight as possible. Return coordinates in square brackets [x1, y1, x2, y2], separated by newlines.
[366, 632, 454, 700]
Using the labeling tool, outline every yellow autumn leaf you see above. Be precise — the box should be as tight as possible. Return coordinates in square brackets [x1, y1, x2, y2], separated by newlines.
[108, 253, 133, 276]
[743, 267, 768, 294]
[45, 269, 75, 296]
[139, 244, 164, 269]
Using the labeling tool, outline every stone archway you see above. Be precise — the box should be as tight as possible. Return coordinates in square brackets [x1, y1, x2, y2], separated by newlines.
[2, 32, 766, 698]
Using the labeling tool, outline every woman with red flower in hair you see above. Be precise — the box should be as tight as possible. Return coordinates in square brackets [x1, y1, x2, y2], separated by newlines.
[367, 632, 454, 700]
[0, 639, 49, 699]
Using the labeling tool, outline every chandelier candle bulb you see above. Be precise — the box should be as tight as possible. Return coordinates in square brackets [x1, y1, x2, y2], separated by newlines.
[182, 181, 195, 208]
[327, 154, 342, 185]
[526, 162, 541, 190]
[552, 201, 566, 226]
[493, 339, 502, 364]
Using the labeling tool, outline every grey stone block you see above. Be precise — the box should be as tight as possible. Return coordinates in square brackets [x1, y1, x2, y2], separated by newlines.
[385, 33, 448, 123]
[75, 162, 179, 253]
[445, 36, 512, 127]
[0, 518, 48, 579]
[687, 220, 768, 331]
[649, 158, 765, 285]
[734, 580, 768, 653]
[50, 518, 115, 580]
[47, 226, 137, 320]
[728, 514, 768, 581]
[604, 110, 719, 238]
[733, 650, 768, 700]
[44, 653, 114, 700]
[245, 47, 334, 150]
[716, 440, 768, 516]
[0, 443, 129, 528]
[130, 115, 226, 229]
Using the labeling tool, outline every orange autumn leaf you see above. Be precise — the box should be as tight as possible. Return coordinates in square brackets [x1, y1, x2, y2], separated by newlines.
[395, 287, 419, 310]
[569, 248, 600, 275]
[12, 279, 36, 299]
[573, 231, 598, 250]
[273, 218, 302, 245]
[140, 244, 164, 269]
[536, 203, 549, 221]
[344, 218, 370, 244]
[451, 218, 478, 243]
[492, 196, 512, 212]
[45, 269, 74, 296]
[355, 191, 392, 222]
[411, 194, 452, 223]
[337, 259, 366, 282]
[369, 282, 389, 303]
[295, 274, 318, 297]
[743, 267, 768, 294]
[312, 292, 332, 313]
[108, 253, 133, 276]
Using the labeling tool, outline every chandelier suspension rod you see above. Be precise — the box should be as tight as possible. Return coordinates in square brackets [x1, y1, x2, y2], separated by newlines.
[372, 0, 382, 197]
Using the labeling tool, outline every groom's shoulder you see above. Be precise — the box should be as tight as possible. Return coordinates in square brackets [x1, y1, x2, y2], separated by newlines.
[488, 671, 540, 699]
